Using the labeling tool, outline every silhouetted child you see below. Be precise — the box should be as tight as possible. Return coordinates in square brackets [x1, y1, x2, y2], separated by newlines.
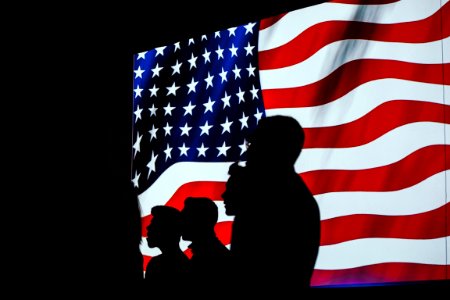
[143, 205, 189, 298]
[222, 115, 321, 295]
[181, 197, 233, 297]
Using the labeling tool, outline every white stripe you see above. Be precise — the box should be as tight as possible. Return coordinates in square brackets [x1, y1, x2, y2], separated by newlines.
[447, 237, 450, 265]
[446, 83, 450, 108]
[260, 37, 450, 90]
[265, 80, 447, 128]
[259, 0, 444, 51]
[315, 236, 449, 270]
[138, 162, 232, 216]
[444, 115, 450, 143]
[138, 122, 447, 216]
[141, 243, 160, 257]
[216, 200, 235, 222]
[296, 122, 448, 173]
[316, 170, 448, 220]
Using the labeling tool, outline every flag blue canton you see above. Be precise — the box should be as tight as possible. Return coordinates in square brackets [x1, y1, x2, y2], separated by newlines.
[131, 22, 265, 193]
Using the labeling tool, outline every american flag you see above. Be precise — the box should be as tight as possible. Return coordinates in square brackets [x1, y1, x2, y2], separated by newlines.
[132, 0, 449, 286]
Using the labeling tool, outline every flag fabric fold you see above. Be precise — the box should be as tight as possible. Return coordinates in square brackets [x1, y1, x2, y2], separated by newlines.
[132, 0, 449, 286]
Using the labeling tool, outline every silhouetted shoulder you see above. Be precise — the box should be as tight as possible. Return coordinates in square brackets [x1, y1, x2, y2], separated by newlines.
[222, 115, 321, 294]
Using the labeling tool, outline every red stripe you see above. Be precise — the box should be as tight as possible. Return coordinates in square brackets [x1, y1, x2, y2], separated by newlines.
[215, 221, 233, 246]
[140, 1, 449, 284]
[302, 145, 449, 195]
[143, 254, 151, 269]
[311, 262, 447, 286]
[259, 2, 449, 70]
[262, 61, 450, 109]
[320, 203, 449, 246]
[259, 13, 287, 30]
[445, 5, 450, 284]
[442, 3, 450, 280]
[304, 100, 450, 149]
[142, 144, 448, 235]
[258, 1, 401, 31]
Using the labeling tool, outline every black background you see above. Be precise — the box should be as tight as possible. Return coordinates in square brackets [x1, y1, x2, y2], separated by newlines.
[14, 0, 448, 293]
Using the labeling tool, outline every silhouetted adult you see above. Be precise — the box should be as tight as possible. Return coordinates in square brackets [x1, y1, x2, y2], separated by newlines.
[143, 205, 189, 298]
[222, 115, 321, 295]
[181, 197, 233, 297]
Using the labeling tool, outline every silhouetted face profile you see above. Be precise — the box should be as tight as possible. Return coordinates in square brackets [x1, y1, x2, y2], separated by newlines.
[181, 197, 218, 241]
[146, 205, 182, 249]
[222, 162, 246, 216]
[246, 115, 305, 169]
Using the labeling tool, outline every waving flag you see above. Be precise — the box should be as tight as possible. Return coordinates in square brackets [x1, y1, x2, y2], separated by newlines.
[132, 0, 449, 286]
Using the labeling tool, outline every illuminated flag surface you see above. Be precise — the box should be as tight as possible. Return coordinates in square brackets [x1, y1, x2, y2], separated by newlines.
[132, 0, 449, 286]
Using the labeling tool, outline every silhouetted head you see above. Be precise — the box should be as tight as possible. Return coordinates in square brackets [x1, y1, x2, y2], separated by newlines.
[222, 162, 247, 216]
[246, 115, 304, 170]
[181, 197, 218, 241]
[146, 205, 182, 249]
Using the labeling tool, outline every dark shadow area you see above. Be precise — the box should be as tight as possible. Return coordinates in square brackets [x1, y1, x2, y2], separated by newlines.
[19, 0, 449, 295]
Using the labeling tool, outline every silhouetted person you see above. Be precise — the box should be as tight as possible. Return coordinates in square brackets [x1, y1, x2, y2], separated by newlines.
[181, 197, 233, 297]
[222, 115, 321, 295]
[143, 205, 189, 298]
